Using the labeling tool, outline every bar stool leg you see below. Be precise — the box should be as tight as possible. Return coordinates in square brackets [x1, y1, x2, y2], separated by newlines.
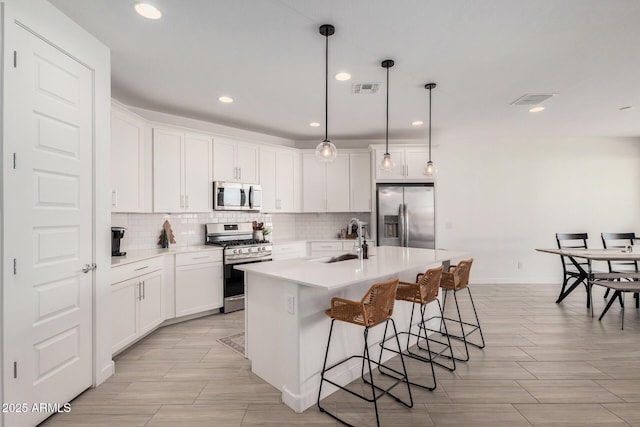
[466, 286, 486, 349]
[317, 319, 335, 415]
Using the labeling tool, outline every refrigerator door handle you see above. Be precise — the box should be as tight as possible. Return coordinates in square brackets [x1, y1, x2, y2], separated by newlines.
[404, 203, 409, 247]
[398, 203, 405, 247]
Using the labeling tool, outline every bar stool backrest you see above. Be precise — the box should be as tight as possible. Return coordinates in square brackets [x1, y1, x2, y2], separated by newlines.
[417, 265, 443, 303]
[450, 258, 473, 290]
[361, 278, 399, 326]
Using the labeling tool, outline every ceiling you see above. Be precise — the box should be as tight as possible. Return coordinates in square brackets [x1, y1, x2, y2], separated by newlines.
[49, 0, 640, 143]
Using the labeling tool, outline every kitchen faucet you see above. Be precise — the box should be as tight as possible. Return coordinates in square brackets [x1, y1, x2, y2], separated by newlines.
[348, 218, 363, 260]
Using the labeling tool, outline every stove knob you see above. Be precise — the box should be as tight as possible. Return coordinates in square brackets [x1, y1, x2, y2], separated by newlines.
[261, 246, 267, 251]
[233, 249, 239, 254]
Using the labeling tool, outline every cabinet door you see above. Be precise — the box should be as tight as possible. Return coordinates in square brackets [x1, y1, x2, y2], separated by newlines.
[111, 278, 138, 354]
[111, 107, 145, 212]
[175, 262, 223, 317]
[259, 148, 277, 212]
[138, 271, 164, 336]
[213, 138, 237, 182]
[153, 128, 183, 212]
[184, 133, 212, 212]
[301, 153, 325, 212]
[326, 153, 350, 212]
[349, 152, 372, 212]
[374, 149, 405, 179]
[236, 144, 258, 184]
[404, 148, 430, 179]
[276, 150, 296, 212]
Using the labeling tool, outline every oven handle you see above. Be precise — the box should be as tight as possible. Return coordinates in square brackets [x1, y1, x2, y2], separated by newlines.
[226, 295, 244, 301]
[225, 257, 273, 265]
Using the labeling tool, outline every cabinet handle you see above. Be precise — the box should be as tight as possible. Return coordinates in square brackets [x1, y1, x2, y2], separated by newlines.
[185, 195, 190, 209]
[137, 281, 142, 301]
[180, 195, 185, 208]
[111, 190, 117, 208]
[134, 265, 149, 272]
[142, 280, 146, 300]
[192, 256, 209, 260]
[369, 199, 371, 210]
[238, 167, 242, 180]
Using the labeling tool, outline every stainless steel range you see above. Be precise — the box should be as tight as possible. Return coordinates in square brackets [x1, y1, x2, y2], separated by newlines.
[205, 223, 272, 313]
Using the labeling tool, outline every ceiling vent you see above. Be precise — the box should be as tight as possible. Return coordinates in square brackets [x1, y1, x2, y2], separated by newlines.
[510, 93, 556, 106]
[352, 83, 380, 95]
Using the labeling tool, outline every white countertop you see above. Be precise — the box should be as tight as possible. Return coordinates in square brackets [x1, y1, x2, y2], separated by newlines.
[111, 245, 222, 267]
[236, 246, 469, 290]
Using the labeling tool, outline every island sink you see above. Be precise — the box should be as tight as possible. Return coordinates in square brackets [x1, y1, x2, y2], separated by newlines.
[307, 253, 361, 263]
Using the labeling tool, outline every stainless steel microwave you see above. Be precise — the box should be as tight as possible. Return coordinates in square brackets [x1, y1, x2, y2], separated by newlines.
[213, 182, 262, 211]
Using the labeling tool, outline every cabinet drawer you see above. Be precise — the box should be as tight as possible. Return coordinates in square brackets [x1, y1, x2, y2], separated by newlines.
[175, 250, 222, 266]
[112, 256, 163, 285]
[310, 241, 342, 252]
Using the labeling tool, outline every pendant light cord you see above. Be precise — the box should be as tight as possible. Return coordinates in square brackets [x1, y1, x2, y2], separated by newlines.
[428, 85, 432, 161]
[385, 66, 389, 154]
[324, 32, 329, 142]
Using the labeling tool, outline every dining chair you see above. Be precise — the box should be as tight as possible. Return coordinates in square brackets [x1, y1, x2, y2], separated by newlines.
[555, 232, 591, 303]
[601, 232, 640, 308]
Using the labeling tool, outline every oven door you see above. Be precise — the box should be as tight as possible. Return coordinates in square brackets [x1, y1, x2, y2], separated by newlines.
[214, 182, 249, 211]
[222, 258, 271, 313]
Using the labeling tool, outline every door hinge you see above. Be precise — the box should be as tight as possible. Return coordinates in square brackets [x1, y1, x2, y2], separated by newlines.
[13, 51, 17, 68]
[13, 361, 17, 378]
[13, 153, 16, 169]
[13, 258, 17, 275]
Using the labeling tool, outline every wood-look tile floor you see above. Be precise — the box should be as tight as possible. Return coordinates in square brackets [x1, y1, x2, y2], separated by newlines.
[40, 284, 640, 426]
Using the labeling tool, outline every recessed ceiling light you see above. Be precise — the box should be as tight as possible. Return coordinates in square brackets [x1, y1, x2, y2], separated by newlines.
[309, 122, 320, 127]
[529, 106, 545, 113]
[619, 106, 633, 111]
[134, 3, 162, 19]
[411, 120, 424, 126]
[335, 72, 351, 81]
[218, 96, 233, 103]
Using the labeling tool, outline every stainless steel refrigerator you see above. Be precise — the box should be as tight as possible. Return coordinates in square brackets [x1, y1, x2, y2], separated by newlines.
[376, 184, 435, 248]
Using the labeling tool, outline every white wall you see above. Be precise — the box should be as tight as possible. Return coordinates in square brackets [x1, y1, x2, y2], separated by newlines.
[435, 136, 640, 284]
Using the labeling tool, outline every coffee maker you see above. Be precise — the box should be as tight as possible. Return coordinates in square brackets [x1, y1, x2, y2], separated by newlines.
[111, 227, 127, 256]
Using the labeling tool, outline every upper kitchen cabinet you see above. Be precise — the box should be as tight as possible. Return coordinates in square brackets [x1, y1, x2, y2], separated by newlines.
[302, 151, 350, 212]
[349, 151, 372, 212]
[153, 127, 212, 213]
[373, 147, 431, 180]
[110, 104, 151, 212]
[213, 137, 259, 184]
[260, 146, 300, 212]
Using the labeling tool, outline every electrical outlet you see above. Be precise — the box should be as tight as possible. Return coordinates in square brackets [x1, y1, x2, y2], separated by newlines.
[285, 294, 295, 314]
[517, 261, 523, 270]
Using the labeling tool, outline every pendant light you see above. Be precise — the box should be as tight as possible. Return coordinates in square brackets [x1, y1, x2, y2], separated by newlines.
[424, 83, 437, 177]
[315, 24, 338, 162]
[380, 59, 395, 172]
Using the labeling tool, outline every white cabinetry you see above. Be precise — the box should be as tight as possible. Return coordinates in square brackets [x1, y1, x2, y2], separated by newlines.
[110, 104, 150, 212]
[374, 147, 430, 180]
[349, 151, 372, 212]
[272, 241, 307, 260]
[153, 127, 212, 212]
[302, 152, 350, 212]
[111, 257, 164, 354]
[213, 137, 259, 184]
[260, 147, 299, 212]
[175, 250, 223, 317]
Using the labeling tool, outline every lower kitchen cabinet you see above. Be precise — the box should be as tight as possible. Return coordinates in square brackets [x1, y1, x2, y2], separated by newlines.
[111, 262, 164, 355]
[272, 241, 307, 260]
[175, 251, 223, 317]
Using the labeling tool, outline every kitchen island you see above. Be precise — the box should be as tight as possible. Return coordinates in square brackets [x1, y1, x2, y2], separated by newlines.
[236, 246, 469, 413]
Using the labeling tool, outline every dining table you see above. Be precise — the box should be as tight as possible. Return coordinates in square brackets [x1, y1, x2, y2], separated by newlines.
[536, 248, 640, 315]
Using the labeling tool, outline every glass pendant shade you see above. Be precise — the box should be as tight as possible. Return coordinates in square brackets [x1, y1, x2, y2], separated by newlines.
[315, 140, 337, 162]
[424, 160, 435, 177]
[380, 152, 395, 172]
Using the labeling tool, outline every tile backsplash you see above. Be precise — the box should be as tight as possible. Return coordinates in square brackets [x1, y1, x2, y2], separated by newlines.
[111, 212, 371, 252]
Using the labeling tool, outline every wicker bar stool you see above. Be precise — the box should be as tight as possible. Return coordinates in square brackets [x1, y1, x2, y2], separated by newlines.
[379, 265, 455, 391]
[317, 278, 413, 427]
[440, 258, 485, 362]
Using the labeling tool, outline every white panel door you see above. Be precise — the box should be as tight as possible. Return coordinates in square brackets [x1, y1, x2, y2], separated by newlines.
[184, 133, 212, 212]
[374, 148, 405, 179]
[349, 152, 372, 212]
[153, 128, 183, 212]
[5, 25, 94, 427]
[111, 107, 145, 212]
[301, 153, 326, 212]
[404, 147, 430, 179]
[110, 279, 138, 354]
[175, 263, 223, 317]
[326, 153, 350, 212]
[276, 150, 296, 212]
[260, 148, 277, 212]
[213, 138, 237, 182]
[236, 144, 258, 184]
[138, 271, 164, 336]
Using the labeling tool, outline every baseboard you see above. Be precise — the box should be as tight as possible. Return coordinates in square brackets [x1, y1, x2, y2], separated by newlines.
[95, 360, 114, 386]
